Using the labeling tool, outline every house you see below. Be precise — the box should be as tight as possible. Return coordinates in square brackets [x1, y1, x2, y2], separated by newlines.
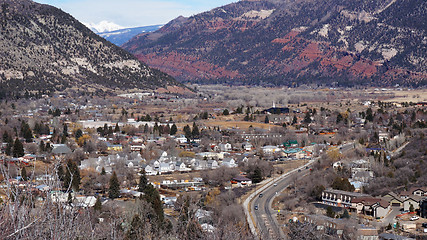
[130, 143, 145, 152]
[284, 140, 298, 148]
[221, 158, 237, 168]
[175, 135, 187, 144]
[175, 162, 188, 172]
[350, 197, 390, 218]
[207, 160, 219, 169]
[159, 163, 172, 174]
[322, 189, 370, 208]
[242, 142, 253, 151]
[262, 145, 281, 154]
[218, 143, 232, 152]
[197, 152, 225, 160]
[357, 226, 379, 240]
[420, 198, 427, 218]
[51, 144, 72, 155]
[379, 233, 415, 240]
[383, 191, 423, 211]
[143, 164, 157, 176]
[107, 143, 123, 152]
[231, 176, 252, 187]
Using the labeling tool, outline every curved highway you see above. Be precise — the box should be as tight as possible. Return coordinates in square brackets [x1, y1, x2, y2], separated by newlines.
[246, 143, 354, 239]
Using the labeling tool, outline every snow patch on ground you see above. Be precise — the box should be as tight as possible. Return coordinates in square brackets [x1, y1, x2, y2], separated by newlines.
[242, 9, 275, 19]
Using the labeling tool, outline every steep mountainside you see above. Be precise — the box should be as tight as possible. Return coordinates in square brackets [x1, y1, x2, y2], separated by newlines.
[98, 25, 162, 46]
[0, 0, 180, 99]
[124, 0, 427, 87]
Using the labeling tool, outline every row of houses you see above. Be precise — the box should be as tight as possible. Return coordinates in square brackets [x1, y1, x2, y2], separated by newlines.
[322, 187, 427, 219]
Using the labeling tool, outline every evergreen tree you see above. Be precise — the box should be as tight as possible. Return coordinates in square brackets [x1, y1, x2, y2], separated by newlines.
[63, 160, 80, 191]
[183, 125, 192, 139]
[63, 124, 68, 137]
[125, 214, 143, 240]
[94, 196, 102, 211]
[366, 108, 374, 122]
[145, 114, 152, 121]
[57, 164, 64, 182]
[304, 112, 312, 124]
[143, 184, 164, 222]
[170, 124, 178, 135]
[109, 171, 120, 199]
[223, 109, 229, 116]
[342, 209, 350, 219]
[114, 123, 120, 132]
[191, 122, 199, 138]
[251, 167, 263, 183]
[39, 140, 45, 152]
[326, 206, 335, 218]
[21, 167, 28, 181]
[292, 115, 298, 125]
[138, 172, 148, 192]
[13, 138, 24, 158]
[21, 122, 33, 143]
[100, 167, 106, 175]
[264, 115, 269, 124]
[75, 129, 83, 141]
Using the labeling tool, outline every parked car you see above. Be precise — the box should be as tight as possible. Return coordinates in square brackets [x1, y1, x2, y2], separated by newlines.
[410, 216, 419, 221]
[401, 210, 409, 214]
[259, 193, 263, 198]
[273, 183, 277, 186]
[422, 223, 427, 228]
[254, 205, 258, 210]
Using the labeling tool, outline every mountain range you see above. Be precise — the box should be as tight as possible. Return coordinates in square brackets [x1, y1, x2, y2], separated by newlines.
[123, 0, 427, 87]
[0, 0, 182, 99]
[98, 25, 163, 46]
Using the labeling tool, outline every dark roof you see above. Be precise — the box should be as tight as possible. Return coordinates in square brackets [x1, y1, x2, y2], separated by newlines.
[233, 176, 251, 182]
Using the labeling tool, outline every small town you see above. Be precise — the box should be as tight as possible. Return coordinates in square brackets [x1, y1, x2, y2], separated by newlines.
[0, 86, 426, 239]
[0, 0, 426, 239]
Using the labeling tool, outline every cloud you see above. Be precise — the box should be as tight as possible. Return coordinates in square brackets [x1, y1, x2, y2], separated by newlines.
[35, 0, 236, 27]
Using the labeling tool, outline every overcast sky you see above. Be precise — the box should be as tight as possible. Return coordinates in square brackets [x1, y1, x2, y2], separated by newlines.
[34, 0, 236, 27]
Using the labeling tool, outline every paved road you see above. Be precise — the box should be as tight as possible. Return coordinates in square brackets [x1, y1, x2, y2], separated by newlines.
[245, 143, 355, 239]
[250, 161, 314, 240]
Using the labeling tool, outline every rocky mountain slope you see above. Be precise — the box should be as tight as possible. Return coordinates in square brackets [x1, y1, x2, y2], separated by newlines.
[98, 25, 162, 46]
[123, 0, 426, 87]
[0, 0, 180, 99]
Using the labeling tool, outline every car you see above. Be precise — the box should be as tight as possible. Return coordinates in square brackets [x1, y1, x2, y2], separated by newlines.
[298, 169, 301, 172]
[259, 193, 263, 198]
[410, 216, 419, 221]
[305, 166, 309, 169]
[254, 205, 258, 210]
[273, 183, 277, 186]
[422, 223, 427, 228]
[401, 210, 409, 214]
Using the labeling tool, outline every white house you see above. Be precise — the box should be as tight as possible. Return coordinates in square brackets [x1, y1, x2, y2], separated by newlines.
[144, 165, 157, 176]
[221, 158, 237, 168]
[175, 162, 189, 171]
[159, 163, 172, 174]
[208, 160, 219, 169]
[231, 176, 252, 187]
[218, 143, 232, 152]
[262, 145, 281, 154]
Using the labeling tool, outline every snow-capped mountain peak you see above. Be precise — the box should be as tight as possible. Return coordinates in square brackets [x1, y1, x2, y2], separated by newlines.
[84, 21, 124, 33]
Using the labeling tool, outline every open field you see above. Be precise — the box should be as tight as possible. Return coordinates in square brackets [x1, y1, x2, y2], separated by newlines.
[381, 89, 427, 103]
[204, 120, 274, 130]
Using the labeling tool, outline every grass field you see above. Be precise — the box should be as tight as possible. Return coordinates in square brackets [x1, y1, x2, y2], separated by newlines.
[382, 89, 427, 103]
